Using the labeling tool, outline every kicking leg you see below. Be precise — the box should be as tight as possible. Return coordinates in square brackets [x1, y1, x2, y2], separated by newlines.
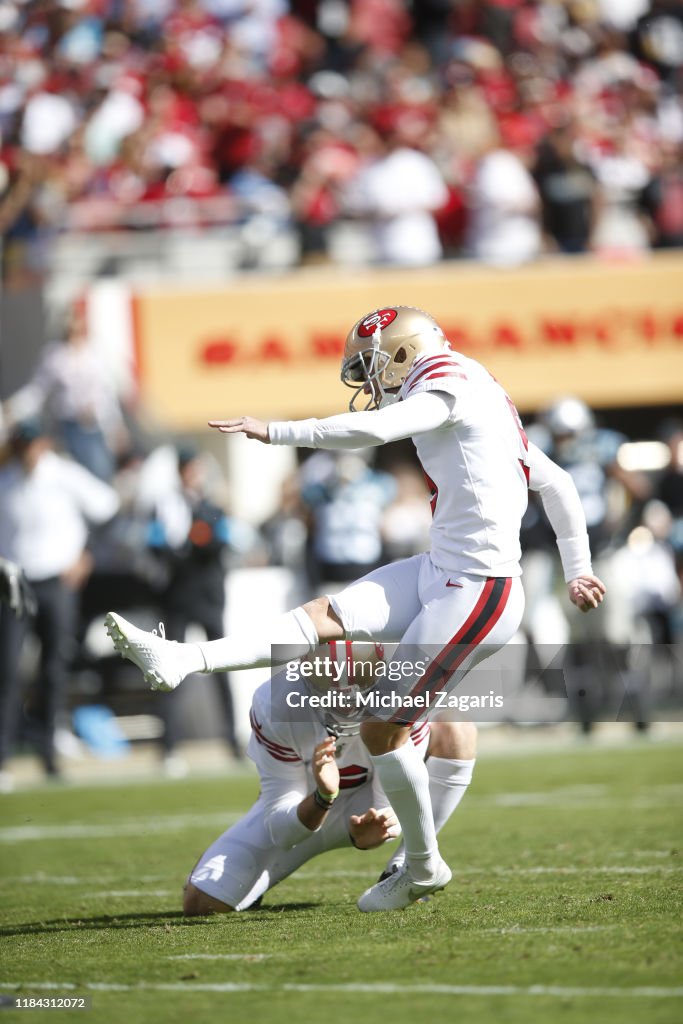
[105, 596, 343, 692]
[106, 553, 425, 691]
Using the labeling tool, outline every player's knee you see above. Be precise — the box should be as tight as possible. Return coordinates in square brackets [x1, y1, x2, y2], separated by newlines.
[428, 720, 477, 759]
[360, 719, 410, 755]
[300, 596, 345, 642]
[183, 882, 234, 916]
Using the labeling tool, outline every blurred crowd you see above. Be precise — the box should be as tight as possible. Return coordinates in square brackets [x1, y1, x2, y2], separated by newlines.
[1, 0, 683, 277]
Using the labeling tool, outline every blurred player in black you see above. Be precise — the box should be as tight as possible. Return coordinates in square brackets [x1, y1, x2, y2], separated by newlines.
[151, 446, 244, 770]
[541, 398, 651, 732]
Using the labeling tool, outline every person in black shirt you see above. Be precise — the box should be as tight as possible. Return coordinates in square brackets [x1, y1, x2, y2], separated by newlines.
[533, 122, 601, 254]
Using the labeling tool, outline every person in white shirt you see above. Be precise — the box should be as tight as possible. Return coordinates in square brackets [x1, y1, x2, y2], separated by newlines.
[5, 299, 127, 482]
[343, 126, 449, 267]
[184, 642, 477, 914]
[466, 142, 542, 267]
[106, 305, 605, 911]
[0, 417, 119, 781]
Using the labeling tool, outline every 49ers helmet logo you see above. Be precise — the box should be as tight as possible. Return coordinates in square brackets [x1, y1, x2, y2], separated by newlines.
[357, 308, 398, 338]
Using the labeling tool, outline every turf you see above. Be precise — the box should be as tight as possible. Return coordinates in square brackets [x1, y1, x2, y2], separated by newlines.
[1, 738, 682, 1024]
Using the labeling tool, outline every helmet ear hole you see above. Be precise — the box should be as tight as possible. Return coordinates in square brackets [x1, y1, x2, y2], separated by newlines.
[394, 346, 407, 364]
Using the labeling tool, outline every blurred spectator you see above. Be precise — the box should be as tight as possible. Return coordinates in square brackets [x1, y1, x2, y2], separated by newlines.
[533, 121, 601, 253]
[299, 450, 395, 590]
[342, 121, 449, 266]
[0, 416, 119, 786]
[145, 445, 257, 768]
[20, 77, 79, 157]
[627, 500, 681, 643]
[76, 444, 172, 626]
[435, 74, 500, 174]
[290, 127, 358, 263]
[465, 132, 542, 266]
[542, 396, 650, 564]
[587, 125, 654, 256]
[230, 152, 296, 268]
[0, 151, 48, 285]
[380, 462, 432, 562]
[3, 297, 128, 481]
[642, 140, 683, 248]
[632, 1, 683, 85]
[656, 418, 683, 519]
[260, 471, 309, 580]
[656, 417, 683, 608]
[541, 396, 652, 732]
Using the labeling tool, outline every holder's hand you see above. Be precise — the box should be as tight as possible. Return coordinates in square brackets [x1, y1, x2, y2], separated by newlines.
[312, 736, 340, 799]
[349, 807, 400, 850]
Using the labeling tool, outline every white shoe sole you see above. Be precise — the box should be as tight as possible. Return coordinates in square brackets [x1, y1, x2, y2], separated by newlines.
[104, 612, 170, 689]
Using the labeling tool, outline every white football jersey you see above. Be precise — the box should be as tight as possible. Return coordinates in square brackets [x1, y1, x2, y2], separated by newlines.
[397, 349, 530, 578]
[247, 672, 430, 797]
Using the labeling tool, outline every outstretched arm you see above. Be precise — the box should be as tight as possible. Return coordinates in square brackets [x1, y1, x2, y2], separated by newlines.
[209, 391, 454, 450]
[527, 442, 606, 613]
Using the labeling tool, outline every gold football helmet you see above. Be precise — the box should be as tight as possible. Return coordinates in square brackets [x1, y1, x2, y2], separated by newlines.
[341, 306, 447, 411]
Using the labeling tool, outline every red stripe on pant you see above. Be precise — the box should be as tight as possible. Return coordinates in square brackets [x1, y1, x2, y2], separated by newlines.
[389, 577, 512, 726]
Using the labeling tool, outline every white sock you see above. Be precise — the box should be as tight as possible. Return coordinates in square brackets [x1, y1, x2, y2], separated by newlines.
[384, 757, 475, 874]
[193, 607, 319, 673]
[370, 742, 439, 883]
[428, 756, 475, 832]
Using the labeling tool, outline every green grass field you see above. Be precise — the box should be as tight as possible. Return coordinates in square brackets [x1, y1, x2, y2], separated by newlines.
[1, 738, 682, 1024]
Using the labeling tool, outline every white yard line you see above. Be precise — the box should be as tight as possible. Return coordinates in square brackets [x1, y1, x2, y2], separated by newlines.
[3, 791, 680, 843]
[494, 866, 681, 875]
[485, 791, 682, 807]
[295, 865, 682, 880]
[80, 890, 174, 899]
[476, 925, 627, 935]
[165, 954, 274, 961]
[2, 864, 680, 888]
[1, 981, 681, 998]
[0, 812, 240, 842]
[0, 874, 169, 886]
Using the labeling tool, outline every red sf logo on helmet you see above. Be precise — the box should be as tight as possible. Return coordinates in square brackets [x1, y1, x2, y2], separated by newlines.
[357, 308, 398, 339]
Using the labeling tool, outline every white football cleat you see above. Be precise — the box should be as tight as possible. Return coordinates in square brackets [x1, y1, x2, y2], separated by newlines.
[357, 857, 452, 912]
[104, 612, 190, 691]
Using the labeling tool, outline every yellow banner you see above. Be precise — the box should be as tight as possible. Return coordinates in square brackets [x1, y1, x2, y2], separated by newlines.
[132, 253, 683, 428]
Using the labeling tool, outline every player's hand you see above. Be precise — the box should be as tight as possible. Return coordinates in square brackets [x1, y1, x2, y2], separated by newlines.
[312, 736, 339, 798]
[349, 807, 400, 850]
[208, 417, 270, 443]
[568, 574, 606, 613]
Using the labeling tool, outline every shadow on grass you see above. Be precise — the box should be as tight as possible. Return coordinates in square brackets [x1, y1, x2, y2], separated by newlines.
[0, 903, 320, 937]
